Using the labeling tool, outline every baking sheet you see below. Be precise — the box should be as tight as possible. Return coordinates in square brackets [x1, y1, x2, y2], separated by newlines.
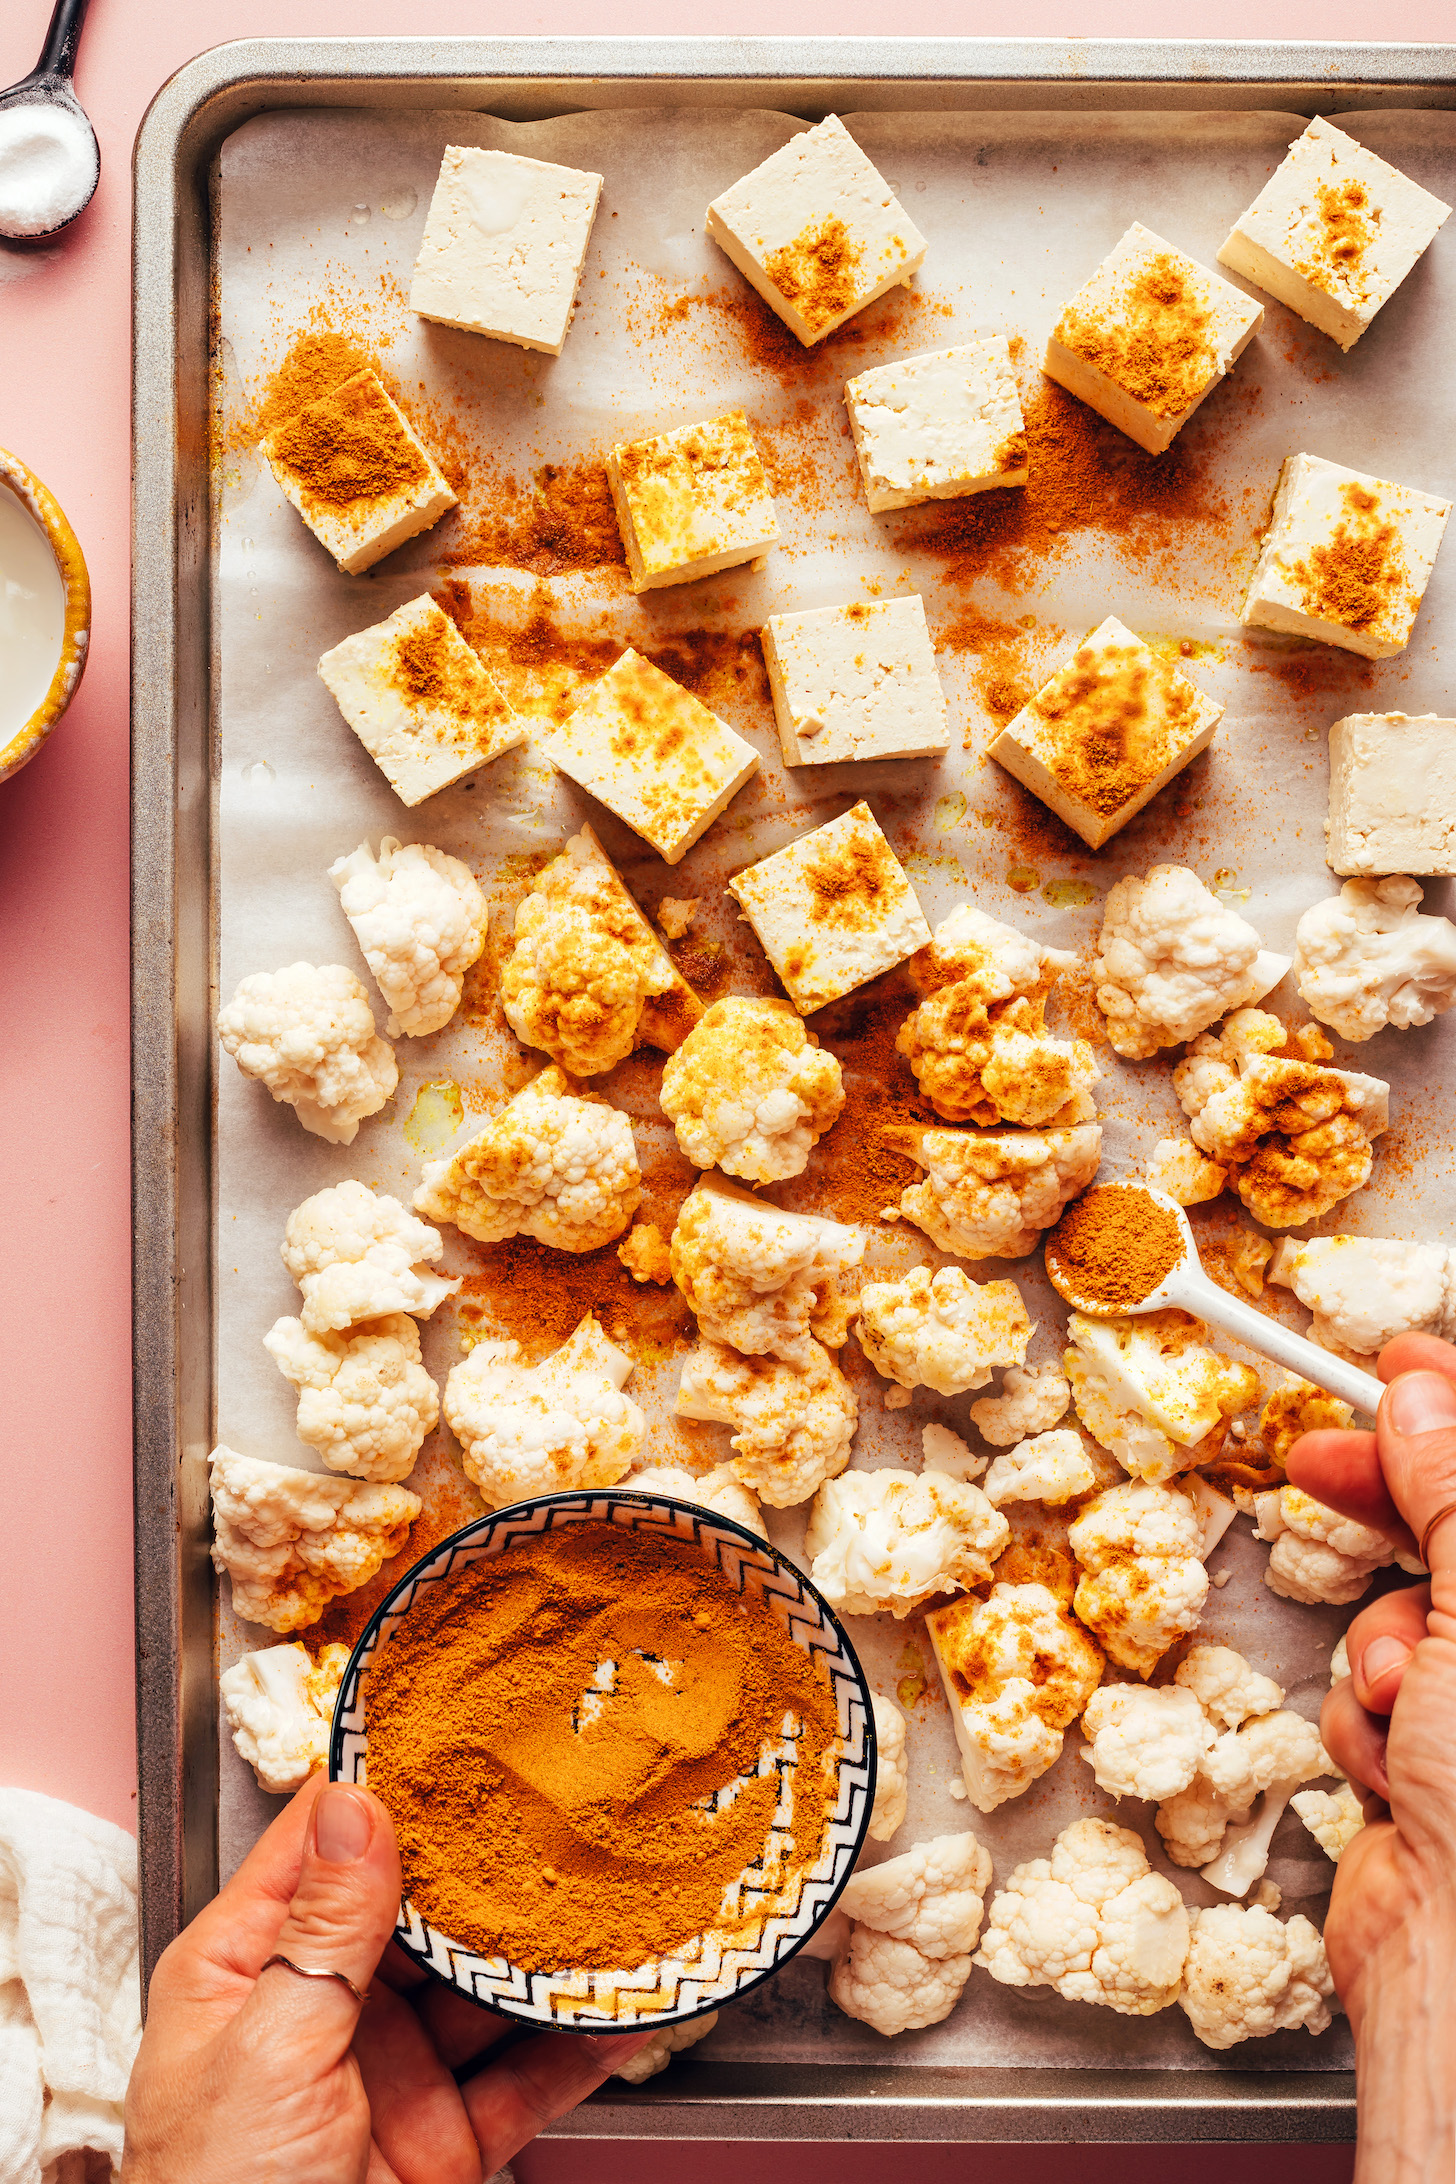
[213, 99, 1456, 2071]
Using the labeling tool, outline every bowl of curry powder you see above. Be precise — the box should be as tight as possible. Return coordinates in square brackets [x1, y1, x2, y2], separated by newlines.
[332, 1489, 876, 2030]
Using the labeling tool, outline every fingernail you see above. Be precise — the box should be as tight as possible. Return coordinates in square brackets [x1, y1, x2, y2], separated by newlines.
[1360, 1635, 1412, 1687]
[1387, 1373, 1456, 1437]
[316, 1784, 373, 1865]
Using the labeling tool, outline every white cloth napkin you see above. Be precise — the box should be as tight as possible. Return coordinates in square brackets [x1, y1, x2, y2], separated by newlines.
[0, 1791, 140, 2184]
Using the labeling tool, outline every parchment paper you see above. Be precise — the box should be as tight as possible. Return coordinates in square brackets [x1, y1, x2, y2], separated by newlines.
[212, 99, 1456, 2070]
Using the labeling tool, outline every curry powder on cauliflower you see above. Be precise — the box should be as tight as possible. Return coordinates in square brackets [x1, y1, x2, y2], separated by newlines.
[415, 1065, 642, 1252]
[856, 1263, 1031, 1396]
[659, 995, 844, 1182]
[675, 1336, 858, 1506]
[443, 1315, 645, 1507]
[886, 1121, 1102, 1260]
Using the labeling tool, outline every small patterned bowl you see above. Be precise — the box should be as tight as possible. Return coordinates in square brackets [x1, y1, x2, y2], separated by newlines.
[0, 447, 90, 785]
[331, 1487, 877, 2032]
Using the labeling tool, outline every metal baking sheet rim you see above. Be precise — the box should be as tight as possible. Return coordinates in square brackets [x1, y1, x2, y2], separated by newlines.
[132, 31, 1456, 2136]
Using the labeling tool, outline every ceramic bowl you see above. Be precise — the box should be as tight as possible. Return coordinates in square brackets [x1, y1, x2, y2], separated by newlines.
[0, 446, 90, 784]
[331, 1487, 877, 2032]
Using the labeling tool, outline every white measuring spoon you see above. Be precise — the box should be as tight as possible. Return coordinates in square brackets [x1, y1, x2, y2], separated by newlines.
[1045, 1181, 1384, 1417]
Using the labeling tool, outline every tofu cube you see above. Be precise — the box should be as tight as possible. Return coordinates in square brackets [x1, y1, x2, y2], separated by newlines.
[844, 337, 1029, 511]
[539, 648, 761, 864]
[1241, 452, 1451, 659]
[989, 616, 1223, 850]
[706, 114, 928, 348]
[1044, 224, 1263, 455]
[760, 595, 950, 766]
[261, 369, 457, 575]
[605, 409, 778, 593]
[318, 593, 525, 805]
[1327, 712, 1456, 876]
[1218, 118, 1451, 352]
[728, 800, 932, 1013]
[409, 145, 603, 357]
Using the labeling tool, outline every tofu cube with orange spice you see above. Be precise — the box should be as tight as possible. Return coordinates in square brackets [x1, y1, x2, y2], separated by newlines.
[1241, 453, 1451, 659]
[728, 800, 932, 1013]
[988, 617, 1223, 850]
[604, 410, 778, 592]
[260, 368, 457, 575]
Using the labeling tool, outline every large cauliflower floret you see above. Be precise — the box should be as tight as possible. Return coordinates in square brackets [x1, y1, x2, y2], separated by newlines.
[415, 1065, 641, 1252]
[1081, 1683, 1216, 1802]
[1258, 1377, 1354, 1467]
[856, 1264, 1032, 1396]
[926, 1582, 1104, 1812]
[888, 1122, 1102, 1260]
[328, 837, 487, 1038]
[970, 1363, 1071, 1445]
[281, 1179, 461, 1337]
[1175, 1642, 1284, 1731]
[829, 1926, 974, 2036]
[624, 1460, 767, 1539]
[1173, 1009, 1389, 1229]
[1068, 1479, 1209, 1676]
[209, 1447, 421, 1633]
[676, 1337, 857, 1507]
[216, 962, 398, 1144]
[219, 1640, 350, 1795]
[610, 2013, 719, 2083]
[1178, 1903, 1336, 2050]
[443, 1315, 645, 1507]
[1065, 1310, 1258, 1485]
[263, 1313, 438, 1482]
[974, 1818, 1189, 2017]
[669, 1173, 862, 1366]
[1254, 1482, 1406, 1606]
[1292, 1783, 1365, 1862]
[839, 1833, 994, 1959]
[1158, 1708, 1329, 1891]
[659, 995, 845, 1183]
[804, 1468, 1010, 1618]
[1145, 1136, 1228, 1208]
[1293, 876, 1456, 1042]
[501, 823, 701, 1076]
[982, 1428, 1098, 1506]
[1093, 865, 1289, 1060]
[869, 1693, 909, 1842]
[1269, 1234, 1456, 1363]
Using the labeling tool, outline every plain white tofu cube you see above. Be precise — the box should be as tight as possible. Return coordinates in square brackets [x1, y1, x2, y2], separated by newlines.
[1326, 712, 1456, 876]
[260, 369, 457, 575]
[989, 615, 1224, 850]
[318, 593, 525, 805]
[844, 338, 1029, 511]
[1043, 224, 1263, 455]
[760, 595, 950, 767]
[1241, 452, 1451, 659]
[539, 648, 761, 865]
[728, 799, 932, 1013]
[409, 145, 604, 356]
[705, 114, 928, 348]
[1218, 118, 1451, 352]
[604, 409, 779, 592]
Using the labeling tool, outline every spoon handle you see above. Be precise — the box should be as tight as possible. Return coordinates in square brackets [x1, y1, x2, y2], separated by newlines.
[1167, 1267, 1385, 1416]
[35, 0, 91, 82]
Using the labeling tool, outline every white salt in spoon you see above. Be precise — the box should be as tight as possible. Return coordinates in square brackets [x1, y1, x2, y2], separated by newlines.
[1044, 1180, 1384, 1417]
[0, 0, 99, 242]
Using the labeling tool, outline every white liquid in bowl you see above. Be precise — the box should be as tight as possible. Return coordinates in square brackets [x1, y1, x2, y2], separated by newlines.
[0, 486, 66, 740]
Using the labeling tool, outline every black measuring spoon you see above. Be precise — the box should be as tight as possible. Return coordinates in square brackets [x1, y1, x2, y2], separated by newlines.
[0, 0, 99, 241]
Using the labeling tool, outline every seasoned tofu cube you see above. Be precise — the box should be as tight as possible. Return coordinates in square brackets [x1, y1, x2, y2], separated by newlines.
[706, 114, 928, 348]
[261, 369, 456, 575]
[760, 595, 949, 767]
[1326, 711, 1456, 876]
[844, 338, 1029, 511]
[409, 145, 604, 356]
[604, 409, 778, 592]
[318, 593, 524, 805]
[1043, 224, 1263, 455]
[728, 800, 932, 1013]
[1241, 452, 1451, 659]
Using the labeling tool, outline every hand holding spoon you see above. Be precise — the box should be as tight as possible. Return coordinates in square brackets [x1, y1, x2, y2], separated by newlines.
[0, 0, 99, 242]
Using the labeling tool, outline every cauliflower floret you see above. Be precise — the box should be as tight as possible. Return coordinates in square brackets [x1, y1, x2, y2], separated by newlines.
[281, 1179, 460, 1336]
[209, 1446, 421, 1633]
[1254, 1483, 1402, 1606]
[926, 1582, 1104, 1811]
[263, 1313, 438, 1483]
[869, 1693, 908, 1842]
[1145, 1136, 1228, 1208]
[1093, 866, 1289, 1060]
[920, 1422, 987, 1480]
[974, 1818, 1189, 2017]
[1065, 1311, 1258, 1485]
[1293, 876, 1456, 1042]
[829, 1927, 973, 2035]
[983, 1428, 1098, 1506]
[1268, 1233, 1456, 1362]
[1259, 1378, 1354, 1467]
[655, 895, 700, 941]
[216, 962, 397, 1144]
[839, 1833, 993, 1958]
[804, 1469, 1010, 1619]
[415, 1065, 641, 1253]
[1291, 1783, 1365, 1861]
[1080, 1683, 1216, 1801]
[617, 1221, 673, 1284]
[1178, 1903, 1336, 2049]
[676, 1337, 857, 1507]
[219, 1640, 350, 1795]
[659, 995, 844, 1183]
[1157, 1705, 1328, 1893]
[443, 1314, 645, 1507]
[624, 1460, 767, 1539]
[669, 1172, 862, 1366]
[328, 837, 487, 1037]
[1173, 1010, 1389, 1229]
[611, 2012, 718, 2083]
[1068, 1479, 1209, 1676]
[1175, 1643, 1284, 1730]
[856, 1264, 1032, 1396]
[889, 1122, 1102, 1260]
[500, 823, 701, 1076]
[969, 1363, 1071, 1445]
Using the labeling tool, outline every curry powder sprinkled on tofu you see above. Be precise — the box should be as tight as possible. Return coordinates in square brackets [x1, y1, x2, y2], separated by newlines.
[1287, 482, 1408, 632]
[390, 609, 494, 727]
[763, 214, 864, 334]
[1057, 253, 1219, 422]
[1030, 640, 1194, 817]
[803, 831, 901, 929]
[268, 370, 430, 513]
[1298, 179, 1378, 301]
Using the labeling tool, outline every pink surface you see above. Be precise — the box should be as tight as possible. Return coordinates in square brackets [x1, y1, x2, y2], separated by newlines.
[514, 2141, 1357, 2182]
[1, 0, 1440, 2163]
